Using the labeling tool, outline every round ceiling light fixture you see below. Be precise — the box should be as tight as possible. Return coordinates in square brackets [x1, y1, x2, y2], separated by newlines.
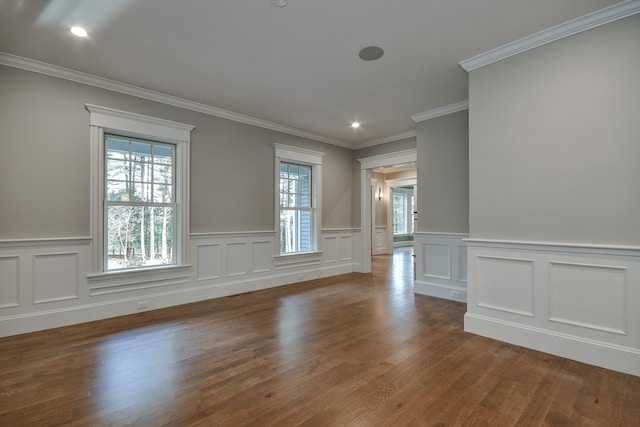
[351, 122, 361, 129]
[358, 46, 384, 61]
[271, 0, 288, 7]
[70, 26, 88, 37]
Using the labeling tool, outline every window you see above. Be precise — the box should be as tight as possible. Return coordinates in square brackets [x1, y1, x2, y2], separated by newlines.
[274, 144, 324, 255]
[105, 136, 175, 270]
[87, 104, 194, 273]
[280, 162, 312, 253]
[393, 187, 414, 235]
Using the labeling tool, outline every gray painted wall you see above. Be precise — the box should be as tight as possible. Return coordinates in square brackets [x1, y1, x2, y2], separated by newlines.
[468, 15, 640, 246]
[371, 171, 387, 227]
[416, 110, 469, 233]
[0, 66, 353, 238]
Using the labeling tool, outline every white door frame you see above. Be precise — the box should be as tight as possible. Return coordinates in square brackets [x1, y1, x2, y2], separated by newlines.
[358, 149, 417, 273]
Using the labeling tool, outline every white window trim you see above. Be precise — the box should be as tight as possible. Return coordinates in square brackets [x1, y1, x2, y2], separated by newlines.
[274, 143, 324, 257]
[86, 104, 194, 275]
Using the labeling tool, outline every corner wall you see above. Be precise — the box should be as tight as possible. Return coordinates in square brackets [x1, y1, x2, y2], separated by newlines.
[465, 14, 640, 376]
[414, 109, 469, 302]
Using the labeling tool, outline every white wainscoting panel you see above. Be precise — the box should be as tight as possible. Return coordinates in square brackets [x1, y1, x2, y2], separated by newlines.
[0, 256, 19, 308]
[548, 262, 627, 335]
[33, 253, 79, 304]
[458, 246, 468, 281]
[339, 235, 352, 261]
[476, 256, 534, 317]
[424, 244, 451, 279]
[252, 241, 272, 273]
[323, 235, 338, 263]
[1, 230, 356, 337]
[414, 233, 468, 303]
[465, 240, 640, 376]
[196, 243, 221, 280]
[226, 242, 248, 277]
[373, 226, 389, 255]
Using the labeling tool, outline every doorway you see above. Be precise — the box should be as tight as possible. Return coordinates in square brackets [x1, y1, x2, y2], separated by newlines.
[358, 149, 417, 274]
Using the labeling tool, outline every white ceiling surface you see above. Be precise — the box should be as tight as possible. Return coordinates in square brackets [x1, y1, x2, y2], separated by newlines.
[0, 0, 620, 148]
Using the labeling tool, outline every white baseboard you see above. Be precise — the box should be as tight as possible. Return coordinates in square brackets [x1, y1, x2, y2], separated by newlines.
[465, 312, 640, 377]
[414, 281, 466, 303]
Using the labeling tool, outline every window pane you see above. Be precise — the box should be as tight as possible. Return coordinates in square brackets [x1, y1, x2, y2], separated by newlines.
[132, 182, 152, 202]
[153, 184, 172, 203]
[106, 181, 127, 201]
[131, 141, 152, 162]
[280, 164, 288, 178]
[393, 193, 406, 234]
[153, 164, 172, 183]
[297, 209, 311, 252]
[299, 166, 310, 180]
[288, 179, 297, 193]
[299, 180, 309, 194]
[106, 205, 174, 270]
[154, 145, 173, 165]
[131, 161, 150, 182]
[107, 137, 129, 158]
[106, 159, 128, 181]
[280, 210, 295, 253]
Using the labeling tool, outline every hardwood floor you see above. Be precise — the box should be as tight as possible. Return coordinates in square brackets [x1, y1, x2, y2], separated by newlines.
[1, 247, 638, 426]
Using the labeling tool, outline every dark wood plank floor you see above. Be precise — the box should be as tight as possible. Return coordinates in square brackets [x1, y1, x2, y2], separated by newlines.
[1, 247, 639, 426]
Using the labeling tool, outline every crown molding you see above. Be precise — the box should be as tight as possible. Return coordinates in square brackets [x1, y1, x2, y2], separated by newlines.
[0, 52, 351, 148]
[353, 129, 417, 150]
[411, 100, 469, 123]
[459, 0, 640, 72]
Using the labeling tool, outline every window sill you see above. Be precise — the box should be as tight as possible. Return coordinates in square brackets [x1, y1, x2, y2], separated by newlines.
[274, 250, 323, 260]
[87, 264, 192, 283]
[274, 251, 323, 270]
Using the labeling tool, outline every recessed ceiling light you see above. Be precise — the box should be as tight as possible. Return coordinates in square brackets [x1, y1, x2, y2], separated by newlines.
[271, 0, 288, 7]
[351, 122, 361, 129]
[358, 46, 384, 61]
[70, 26, 88, 37]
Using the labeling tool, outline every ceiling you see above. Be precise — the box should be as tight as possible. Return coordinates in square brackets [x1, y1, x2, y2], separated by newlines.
[0, 0, 621, 149]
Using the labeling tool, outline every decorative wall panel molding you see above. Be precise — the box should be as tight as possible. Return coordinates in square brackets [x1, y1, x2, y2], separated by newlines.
[196, 244, 222, 280]
[373, 226, 388, 255]
[33, 253, 80, 304]
[0, 256, 19, 308]
[226, 242, 248, 277]
[339, 235, 352, 261]
[414, 233, 468, 302]
[424, 244, 451, 279]
[465, 239, 640, 376]
[476, 256, 534, 317]
[323, 236, 338, 263]
[548, 262, 627, 335]
[252, 241, 272, 273]
[0, 230, 356, 337]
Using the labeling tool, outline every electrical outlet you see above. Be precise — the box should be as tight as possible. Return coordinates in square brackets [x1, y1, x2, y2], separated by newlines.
[136, 300, 149, 310]
[450, 290, 463, 299]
